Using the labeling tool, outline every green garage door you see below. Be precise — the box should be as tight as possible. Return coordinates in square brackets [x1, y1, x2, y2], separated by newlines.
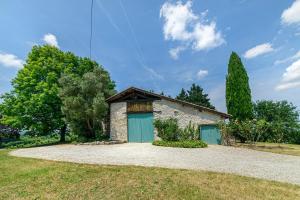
[128, 113, 154, 142]
[200, 125, 221, 145]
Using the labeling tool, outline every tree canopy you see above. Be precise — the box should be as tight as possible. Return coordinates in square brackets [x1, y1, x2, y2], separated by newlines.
[0, 45, 98, 141]
[253, 100, 300, 143]
[59, 67, 115, 139]
[176, 84, 215, 109]
[226, 52, 252, 120]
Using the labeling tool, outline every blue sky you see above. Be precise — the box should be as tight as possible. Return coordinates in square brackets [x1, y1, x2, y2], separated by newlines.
[1, 0, 300, 112]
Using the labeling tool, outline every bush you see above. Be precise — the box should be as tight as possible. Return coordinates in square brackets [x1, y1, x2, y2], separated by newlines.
[0, 124, 20, 141]
[153, 118, 180, 141]
[0, 134, 60, 149]
[178, 121, 199, 140]
[153, 140, 207, 148]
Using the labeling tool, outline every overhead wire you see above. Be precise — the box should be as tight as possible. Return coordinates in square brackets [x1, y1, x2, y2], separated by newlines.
[89, 0, 94, 59]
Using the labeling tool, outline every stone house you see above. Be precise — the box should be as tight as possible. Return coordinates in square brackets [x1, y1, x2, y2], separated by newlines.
[107, 87, 230, 144]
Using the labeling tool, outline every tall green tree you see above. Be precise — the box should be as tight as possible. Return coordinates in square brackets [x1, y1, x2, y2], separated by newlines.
[59, 67, 115, 139]
[176, 84, 215, 109]
[226, 52, 253, 120]
[0, 45, 95, 141]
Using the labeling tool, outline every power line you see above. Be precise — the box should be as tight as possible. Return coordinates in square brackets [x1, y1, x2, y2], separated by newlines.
[89, 0, 94, 59]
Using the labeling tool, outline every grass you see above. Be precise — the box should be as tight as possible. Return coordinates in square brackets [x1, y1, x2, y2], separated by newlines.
[0, 150, 299, 200]
[235, 142, 300, 156]
[152, 140, 207, 148]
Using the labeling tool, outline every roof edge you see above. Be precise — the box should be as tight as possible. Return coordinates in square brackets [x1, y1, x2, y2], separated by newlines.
[106, 86, 230, 118]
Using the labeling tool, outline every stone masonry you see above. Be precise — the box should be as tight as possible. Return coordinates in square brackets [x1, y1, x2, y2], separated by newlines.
[110, 102, 127, 141]
[110, 99, 224, 141]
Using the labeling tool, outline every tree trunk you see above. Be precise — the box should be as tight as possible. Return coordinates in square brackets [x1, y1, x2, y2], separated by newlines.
[86, 118, 95, 139]
[60, 124, 67, 142]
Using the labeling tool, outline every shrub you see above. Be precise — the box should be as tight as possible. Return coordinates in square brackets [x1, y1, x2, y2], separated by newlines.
[153, 118, 180, 141]
[218, 121, 234, 146]
[228, 119, 276, 145]
[0, 134, 60, 149]
[153, 140, 207, 148]
[0, 124, 20, 142]
[178, 121, 199, 140]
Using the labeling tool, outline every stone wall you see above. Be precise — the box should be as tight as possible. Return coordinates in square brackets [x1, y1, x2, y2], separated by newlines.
[153, 99, 223, 139]
[110, 99, 224, 141]
[110, 102, 127, 141]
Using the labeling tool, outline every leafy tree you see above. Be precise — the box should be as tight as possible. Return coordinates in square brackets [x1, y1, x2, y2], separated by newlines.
[0, 45, 95, 141]
[176, 84, 215, 109]
[226, 52, 253, 120]
[253, 100, 300, 143]
[59, 67, 115, 139]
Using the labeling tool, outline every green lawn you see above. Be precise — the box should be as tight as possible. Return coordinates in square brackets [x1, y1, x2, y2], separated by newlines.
[0, 150, 299, 200]
[235, 142, 300, 156]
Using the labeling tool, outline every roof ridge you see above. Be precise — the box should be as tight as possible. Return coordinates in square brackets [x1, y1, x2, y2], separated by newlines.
[106, 86, 230, 118]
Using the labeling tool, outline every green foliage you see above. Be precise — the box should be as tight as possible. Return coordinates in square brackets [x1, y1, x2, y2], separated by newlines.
[253, 100, 300, 144]
[254, 100, 299, 123]
[154, 118, 200, 142]
[176, 84, 215, 109]
[152, 140, 207, 148]
[176, 88, 188, 101]
[227, 118, 297, 145]
[0, 124, 20, 141]
[178, 121, 199, 140]
[59, 67, 116, 139]
[153, 118, 180, 141]
[0, 135, 60, 149]
[0, 45, 95, 140]
[226, 52, 253, 120]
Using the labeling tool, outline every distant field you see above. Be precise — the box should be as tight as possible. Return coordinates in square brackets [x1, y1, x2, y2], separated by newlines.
[235, 142, 300, 156]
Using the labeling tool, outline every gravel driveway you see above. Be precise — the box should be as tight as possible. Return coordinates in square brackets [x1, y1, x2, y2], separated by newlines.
[10, 143, 300, 185]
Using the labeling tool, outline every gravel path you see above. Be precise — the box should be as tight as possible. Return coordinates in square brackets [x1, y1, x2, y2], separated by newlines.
[10, 143, 300, 185]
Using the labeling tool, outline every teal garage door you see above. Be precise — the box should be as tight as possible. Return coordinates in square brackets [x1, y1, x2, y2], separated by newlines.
[200, 125, 221, 144]
[128, 113, 154, 142]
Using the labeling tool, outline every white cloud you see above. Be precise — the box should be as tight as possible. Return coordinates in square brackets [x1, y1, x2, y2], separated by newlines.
[0, 53, 24, 69]
[43, 33, 59, 48]
[281, 0, 300, 25]
[282, 59, 300, 82]
[192, 21, 224, 50]
[274, 50, 300, 65]
[244, 43, 274, 59]
[169, 46, 185, 60]
[176, 69, 208, 82]
[276, 59, 300, 90]
[276, 81, 300, 91]
[160, 1, 224, 59]
[197, 69, 208, 79]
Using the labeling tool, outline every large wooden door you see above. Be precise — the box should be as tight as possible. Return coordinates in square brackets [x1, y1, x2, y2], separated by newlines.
[128, 113, 154, 142]
[200, 125, 221, 144]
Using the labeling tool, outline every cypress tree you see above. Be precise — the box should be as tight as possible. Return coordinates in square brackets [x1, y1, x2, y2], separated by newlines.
[226, 52, 253, 120]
